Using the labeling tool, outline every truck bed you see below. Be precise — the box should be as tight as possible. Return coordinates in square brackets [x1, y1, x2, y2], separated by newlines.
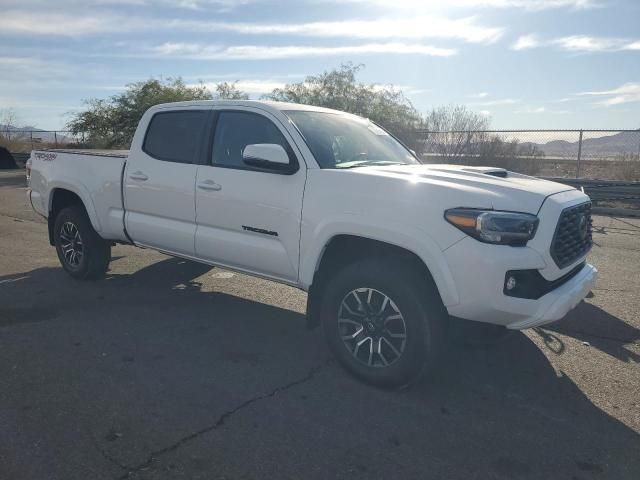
[44, 149, 129, 158]
[29, 149, 129, 243]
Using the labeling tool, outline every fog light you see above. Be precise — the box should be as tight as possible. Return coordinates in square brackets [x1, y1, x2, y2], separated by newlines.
[506, 276, 517, 291]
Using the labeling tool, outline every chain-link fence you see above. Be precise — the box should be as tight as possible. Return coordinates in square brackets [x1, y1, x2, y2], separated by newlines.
[415, 129, 640, 214]
[0, 130, 86, 152]
[416, 129, 640, 181]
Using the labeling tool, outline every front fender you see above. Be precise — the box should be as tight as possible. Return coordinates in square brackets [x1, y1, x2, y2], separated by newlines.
[299, 215, 460, 307]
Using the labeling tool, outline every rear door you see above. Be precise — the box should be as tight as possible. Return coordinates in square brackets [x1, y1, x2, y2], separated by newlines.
[124, 109, 210, 256]
[194, 108, 307, 283]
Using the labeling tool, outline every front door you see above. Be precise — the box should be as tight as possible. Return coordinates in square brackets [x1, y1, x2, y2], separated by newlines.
[194, 108, 306, 283]
[124, 109, 209, 256]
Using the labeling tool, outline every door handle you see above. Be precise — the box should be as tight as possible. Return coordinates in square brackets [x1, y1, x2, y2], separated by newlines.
[197, 179, 222, 191]
[129, 171, 148, 181]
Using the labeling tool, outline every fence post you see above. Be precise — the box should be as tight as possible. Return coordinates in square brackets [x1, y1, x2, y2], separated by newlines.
[30, 131, 33, 151]
[54, 131, 58, 148]
[576, 129, 583, 179]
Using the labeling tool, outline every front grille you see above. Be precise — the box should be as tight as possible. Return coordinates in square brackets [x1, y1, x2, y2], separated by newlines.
[550, 202, 593, 269]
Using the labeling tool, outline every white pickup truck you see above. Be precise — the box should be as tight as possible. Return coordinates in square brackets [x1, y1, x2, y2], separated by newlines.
[27, 100, 597, 386]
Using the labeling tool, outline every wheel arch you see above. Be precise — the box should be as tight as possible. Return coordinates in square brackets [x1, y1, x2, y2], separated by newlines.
[47, 186, 100, 245]
[304, 232, 458, 329]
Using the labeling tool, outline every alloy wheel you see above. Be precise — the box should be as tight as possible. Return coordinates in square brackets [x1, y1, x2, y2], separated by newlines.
[59, 221, 84, 268]
[338, 287, 407, 368]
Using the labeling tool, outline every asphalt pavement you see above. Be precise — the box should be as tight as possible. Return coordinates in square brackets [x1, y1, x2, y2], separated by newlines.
[0, 169, 638, 480]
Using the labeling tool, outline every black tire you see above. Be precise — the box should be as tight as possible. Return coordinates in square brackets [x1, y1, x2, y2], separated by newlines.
[54, 205, 111, 280]
[447, 316, 512, 348]
[320, 257, 446, 388]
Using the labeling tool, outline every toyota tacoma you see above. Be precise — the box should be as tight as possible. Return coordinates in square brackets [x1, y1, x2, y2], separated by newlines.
[27, 100, 597, 386]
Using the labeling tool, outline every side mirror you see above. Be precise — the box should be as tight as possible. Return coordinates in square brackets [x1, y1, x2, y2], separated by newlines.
[242, 144, 290, 171]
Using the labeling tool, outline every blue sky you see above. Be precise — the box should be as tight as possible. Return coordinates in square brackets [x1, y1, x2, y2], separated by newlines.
[1, 0, 639, 130]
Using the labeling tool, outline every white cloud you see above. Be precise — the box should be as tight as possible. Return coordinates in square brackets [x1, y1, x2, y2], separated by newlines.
[469, 98, 520, 106]
[0, 55, 76, 79]
[578, 82, 640, 106]
[517, 106, 546, 113]
[1, 0, 252, 10]
[554, 35, 623, 52]
[370, 84, 430, 95]
[1, 10, 502, 44]
[468, 92, 489, 98]
[405, 88, 431, 95]
[510, 34, 640, 53]
[5, 0, 598, 8]
[2, 11, 133, 36]
[511, 34, 540, 50]
[153, 42, 457, 59]
[348, 0, 597, 10]
[0, 56, 39, 67]
[456, 0, 596, 8]
[169, 0, 254, 9]
[515, 105, 571, 114]
[196, 17, 503, 44]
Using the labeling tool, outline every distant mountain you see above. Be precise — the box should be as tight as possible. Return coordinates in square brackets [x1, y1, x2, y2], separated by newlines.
[0, 124, 42, 132]
[0, 125, 73, 143]
[530, 130, 640, 158]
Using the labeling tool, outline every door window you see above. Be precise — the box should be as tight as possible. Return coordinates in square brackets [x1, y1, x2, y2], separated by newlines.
[212, 111, 293, 169]
[143, 110, 208, 164]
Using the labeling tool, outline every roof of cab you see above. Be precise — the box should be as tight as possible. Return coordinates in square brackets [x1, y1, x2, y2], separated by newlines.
[150, 100, 344, 116]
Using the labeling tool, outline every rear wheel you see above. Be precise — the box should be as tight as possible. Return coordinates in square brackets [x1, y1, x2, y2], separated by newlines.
[54, 205, 111, 279]
[321, 258, 446, 388]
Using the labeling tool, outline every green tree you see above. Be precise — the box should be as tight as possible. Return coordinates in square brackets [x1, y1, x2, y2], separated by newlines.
[67, 78, 213, 148]
[214, 81, 249, 100]
[264, 63, 425, 151]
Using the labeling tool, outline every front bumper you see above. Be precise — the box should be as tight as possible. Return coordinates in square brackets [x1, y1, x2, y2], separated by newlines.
[441, 188, 597, 330]
[442, 235, 597, 330]
[505, 263, 597, 330]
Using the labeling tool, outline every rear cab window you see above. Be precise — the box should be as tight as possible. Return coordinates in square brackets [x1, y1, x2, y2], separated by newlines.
[143, 110, 208, 164]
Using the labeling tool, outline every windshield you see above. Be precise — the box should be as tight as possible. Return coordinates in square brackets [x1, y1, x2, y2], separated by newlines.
[285, 110, 419, 169]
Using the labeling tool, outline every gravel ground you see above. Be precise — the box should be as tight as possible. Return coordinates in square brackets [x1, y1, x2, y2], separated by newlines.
[0, 169, 638, 480]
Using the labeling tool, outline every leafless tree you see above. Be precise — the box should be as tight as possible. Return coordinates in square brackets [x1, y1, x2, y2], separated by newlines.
[419, 105, 490, 158]
[0, 108, 21, 141]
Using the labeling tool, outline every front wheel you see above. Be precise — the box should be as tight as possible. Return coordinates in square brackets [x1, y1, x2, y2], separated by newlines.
[321, 258, 446, 388]
[54, 205, 111, 280]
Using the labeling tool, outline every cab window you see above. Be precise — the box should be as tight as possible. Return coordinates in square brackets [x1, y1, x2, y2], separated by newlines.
[211, 111, 293, 169]
[143, 110, 207, 164]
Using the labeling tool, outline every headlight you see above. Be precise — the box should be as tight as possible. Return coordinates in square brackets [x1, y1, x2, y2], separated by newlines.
[445, 208, 538, 246]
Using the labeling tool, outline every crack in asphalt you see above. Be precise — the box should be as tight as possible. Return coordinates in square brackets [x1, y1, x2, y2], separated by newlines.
[90, 433, 130, 471]
[101, 447, 130, 471]
[116, 360, 331, 479]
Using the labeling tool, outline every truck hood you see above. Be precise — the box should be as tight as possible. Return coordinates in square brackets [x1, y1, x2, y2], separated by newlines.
[353, 164, 575, 214]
